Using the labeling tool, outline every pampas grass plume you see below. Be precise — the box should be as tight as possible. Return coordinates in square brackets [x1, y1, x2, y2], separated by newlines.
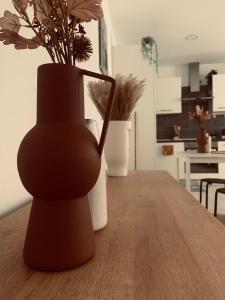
[87, 74, 146, 120]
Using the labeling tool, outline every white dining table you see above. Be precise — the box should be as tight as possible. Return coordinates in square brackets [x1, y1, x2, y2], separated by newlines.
[177, 151, 225, 191]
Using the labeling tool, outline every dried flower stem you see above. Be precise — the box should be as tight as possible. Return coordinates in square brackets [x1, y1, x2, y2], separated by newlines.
[0, 0, 103, 64]
[44, 0, 67, 63]
[23, 14, 55, 62]
[71, 17, 76, 66]
[13, 2, 56, 62]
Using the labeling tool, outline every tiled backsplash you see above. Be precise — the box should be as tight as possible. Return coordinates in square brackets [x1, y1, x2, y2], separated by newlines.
[157, 101, 225, 139]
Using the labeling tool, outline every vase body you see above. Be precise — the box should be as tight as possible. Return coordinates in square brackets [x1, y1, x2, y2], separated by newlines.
[197, 128, 207, 153]
[17, 64, 111, 271]
[85, 119, 107, 231]
[105, 121, 131, 176]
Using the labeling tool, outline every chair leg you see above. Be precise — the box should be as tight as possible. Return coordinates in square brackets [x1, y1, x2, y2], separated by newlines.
[200, 180, 203, 203]
[214, 191, 219, 217]
[206, 183, 210, 209]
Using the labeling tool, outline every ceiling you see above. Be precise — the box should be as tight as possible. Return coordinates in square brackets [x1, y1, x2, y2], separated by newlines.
[108, 0, 225, 65]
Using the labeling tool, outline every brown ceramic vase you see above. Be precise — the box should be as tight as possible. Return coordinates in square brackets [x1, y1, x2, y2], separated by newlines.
[17, 64, 115, 271]
[197, 127, 207, 153]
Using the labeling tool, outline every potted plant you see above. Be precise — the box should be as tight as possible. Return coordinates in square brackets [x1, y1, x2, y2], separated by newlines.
[141, 36, 159, 72]
[206, 69, 218, 96]
[0, 0, 116, 271]
[88, 74, 145, 176]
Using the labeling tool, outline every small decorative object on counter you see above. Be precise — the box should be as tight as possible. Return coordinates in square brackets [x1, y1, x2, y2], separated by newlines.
[0, 0, 116, 271]
[173, 124, 181, 140]
[88, 74, 145, 176]
[205, 133, 212, 153]
[189, 105, 212, 153]
[162, 145, 174, 156]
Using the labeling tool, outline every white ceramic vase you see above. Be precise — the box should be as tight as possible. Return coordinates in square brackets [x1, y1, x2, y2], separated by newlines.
[104, 120, 131, 176]
[85, 119, 107, 231]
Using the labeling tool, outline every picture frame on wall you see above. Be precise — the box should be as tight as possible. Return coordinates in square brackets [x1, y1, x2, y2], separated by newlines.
[98, 18, 108, 75]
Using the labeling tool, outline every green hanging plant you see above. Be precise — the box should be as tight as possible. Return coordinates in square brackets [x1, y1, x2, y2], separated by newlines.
[141, 36, 159, 73]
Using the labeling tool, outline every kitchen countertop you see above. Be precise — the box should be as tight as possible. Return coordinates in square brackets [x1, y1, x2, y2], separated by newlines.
[157, 138, 225, 143]
[157, 138, 197, 143]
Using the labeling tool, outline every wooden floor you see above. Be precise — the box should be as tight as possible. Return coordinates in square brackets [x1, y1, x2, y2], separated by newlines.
[1, 171, 225, 299]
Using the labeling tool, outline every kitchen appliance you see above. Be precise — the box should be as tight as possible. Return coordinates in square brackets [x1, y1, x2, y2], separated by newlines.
[182, 62, 214, 102]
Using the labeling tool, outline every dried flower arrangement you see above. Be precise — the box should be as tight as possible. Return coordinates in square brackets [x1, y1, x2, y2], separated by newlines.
[189, 105, 212, 128]
[88, 74, 146, 120]
[0, 0, 103, 65]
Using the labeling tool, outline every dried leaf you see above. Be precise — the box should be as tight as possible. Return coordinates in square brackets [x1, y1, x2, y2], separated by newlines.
[0, 29, 41, 49]
[67, 0, 103, 22]
[35, 0, 51, 23]
[0, 10, 21, 33]
[12, 0, 30, 13]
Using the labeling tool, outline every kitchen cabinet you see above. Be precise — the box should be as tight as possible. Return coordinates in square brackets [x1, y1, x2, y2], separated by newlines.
[156, 142, 184, 179]
[213, 74, 225, 112]
[156, 77, 182, 114]
[218, 141, 225, 178]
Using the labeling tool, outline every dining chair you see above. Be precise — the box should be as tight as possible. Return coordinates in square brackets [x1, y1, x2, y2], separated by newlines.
[200, 178, 225, 209]
[214, 188, 225, 217]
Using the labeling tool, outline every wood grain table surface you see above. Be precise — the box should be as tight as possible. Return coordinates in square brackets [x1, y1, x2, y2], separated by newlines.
[1, 171, 225, 300]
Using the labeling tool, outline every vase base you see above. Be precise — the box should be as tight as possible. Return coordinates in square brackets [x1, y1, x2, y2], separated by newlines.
[107, 168, 128, 177]
[23, 196, 95, 271]
[107, 171, 128, 177]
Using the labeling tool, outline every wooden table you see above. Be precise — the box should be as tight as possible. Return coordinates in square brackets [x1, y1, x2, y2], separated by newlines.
[177, 151, 225, 191]
[1, 171, 225, 299]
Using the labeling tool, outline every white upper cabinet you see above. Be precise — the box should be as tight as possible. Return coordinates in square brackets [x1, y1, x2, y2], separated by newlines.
[213, 74, 225, 112]
[156, 77, 182, 114]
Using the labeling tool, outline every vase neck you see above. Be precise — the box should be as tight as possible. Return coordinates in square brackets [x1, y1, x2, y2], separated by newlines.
[36, 64, 84, 123]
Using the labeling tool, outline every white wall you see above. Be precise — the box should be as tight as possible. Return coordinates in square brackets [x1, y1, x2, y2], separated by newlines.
[157, 65, 189, 86]
[0, 0, 113, 217]
[80, 0, 114, 119]
[0, 0, 48, 216]
[158, 62, 225, 86]
[200, 63, 225, 84]
[112, 45, 156, 170]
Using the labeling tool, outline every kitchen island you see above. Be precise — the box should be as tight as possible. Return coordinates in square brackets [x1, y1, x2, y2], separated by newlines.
[177, 151, 225, 191]
[1, 171, 225, 299]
